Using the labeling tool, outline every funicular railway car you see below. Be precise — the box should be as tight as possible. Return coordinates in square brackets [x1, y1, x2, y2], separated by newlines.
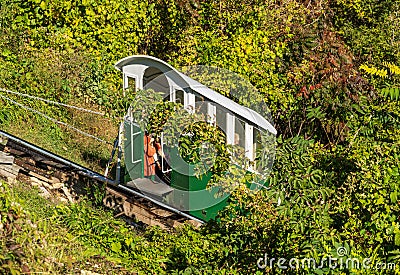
[114, 56, 276, 221]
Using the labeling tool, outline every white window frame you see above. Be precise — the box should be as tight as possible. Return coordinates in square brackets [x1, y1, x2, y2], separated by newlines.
[123, 73, 139, 90]
[207, 102, 216, 124]
[172, 87, 184, 104]
[245, 123, 254, 161]
[185, 91, 195, 113]
[167, 86, 174, 102]
[171, 86, 176, 102]
[226, 112, 235, 145]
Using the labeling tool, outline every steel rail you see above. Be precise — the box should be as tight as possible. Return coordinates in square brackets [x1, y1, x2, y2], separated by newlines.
[0, 129, 113, 183]
[116, 184, 204, 224]
[0, 129, 204, 225]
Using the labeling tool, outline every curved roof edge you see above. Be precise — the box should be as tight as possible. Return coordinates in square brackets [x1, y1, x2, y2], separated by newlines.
[114, 55, 277, 135]
[115, 55, 177, 73]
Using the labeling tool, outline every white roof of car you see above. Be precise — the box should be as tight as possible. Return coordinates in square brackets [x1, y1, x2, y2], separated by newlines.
[115, 55, 276, 135]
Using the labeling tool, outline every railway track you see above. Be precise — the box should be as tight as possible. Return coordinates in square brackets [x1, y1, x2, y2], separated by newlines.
[0, 130, 203, 229]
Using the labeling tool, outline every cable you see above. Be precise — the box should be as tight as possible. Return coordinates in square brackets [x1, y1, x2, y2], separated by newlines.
[0, 93, 111, 144]
[0, 87, 105, 115]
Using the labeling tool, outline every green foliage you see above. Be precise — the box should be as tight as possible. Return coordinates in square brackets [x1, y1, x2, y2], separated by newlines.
[0, 181, 118, 274]
[54, 202, 141, 260]
[360, 62, 400, 100]
[333, 0, 395, 25]
[360, 63, 388, 78]
[0, 182, 25, 274]
[384, 62, 400, 75]
[360, 62, 400, 79]
[332, 0, 400, 73]
[204, 187, 284, 272]
[381, 87, 400, 101]
[165, 0, 307, 120]
[1, 0, 400, 274]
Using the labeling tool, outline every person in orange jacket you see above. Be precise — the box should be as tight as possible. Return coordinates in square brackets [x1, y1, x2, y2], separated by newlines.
[144, 133, 156, 180]
[144, 133, 162, 180]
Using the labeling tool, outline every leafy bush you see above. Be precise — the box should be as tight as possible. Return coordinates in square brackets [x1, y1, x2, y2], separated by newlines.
[0, 0, 400, 274]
